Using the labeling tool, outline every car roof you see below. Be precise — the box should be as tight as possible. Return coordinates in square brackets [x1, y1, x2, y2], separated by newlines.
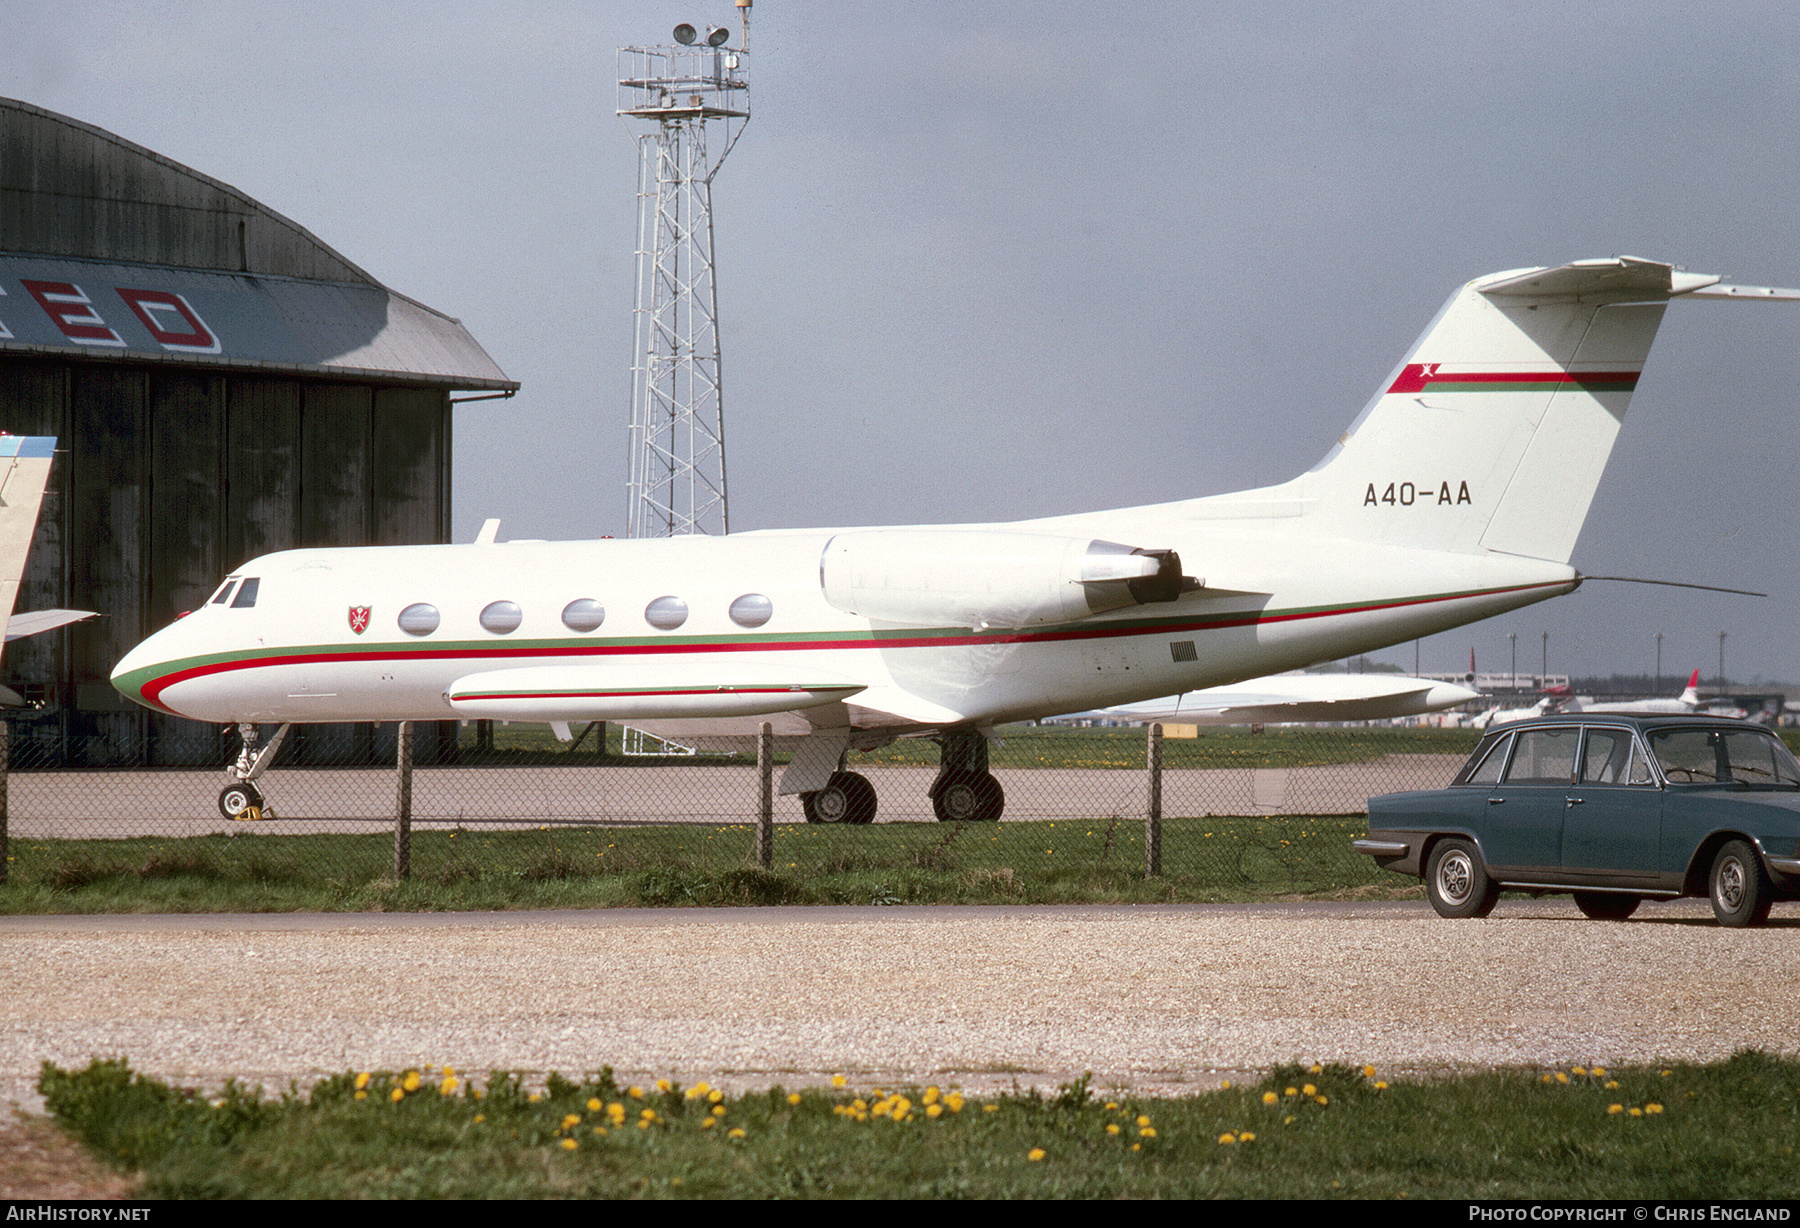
[1483, 714, 1758, 733]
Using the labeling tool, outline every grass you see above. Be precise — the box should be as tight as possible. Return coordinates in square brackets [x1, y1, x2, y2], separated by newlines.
[38, 1052, 1800, 1198]
[0, 814, 1403, 912]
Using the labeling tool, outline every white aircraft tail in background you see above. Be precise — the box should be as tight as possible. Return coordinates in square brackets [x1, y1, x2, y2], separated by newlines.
[110, 257, 1800, 823]
[0, 436, 96, 705]
[1563, 669, 1707, 717]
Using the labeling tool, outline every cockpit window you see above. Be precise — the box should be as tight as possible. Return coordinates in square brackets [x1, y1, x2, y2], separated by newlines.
[210, 579, 240, 605]
[230, 577, 260, 608]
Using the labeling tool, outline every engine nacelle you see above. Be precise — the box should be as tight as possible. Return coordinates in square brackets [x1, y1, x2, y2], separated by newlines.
[819, 530, 1187, 630]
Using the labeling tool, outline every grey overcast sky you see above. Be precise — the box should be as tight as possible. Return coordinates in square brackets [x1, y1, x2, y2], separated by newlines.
[6, 1, 1799, 685]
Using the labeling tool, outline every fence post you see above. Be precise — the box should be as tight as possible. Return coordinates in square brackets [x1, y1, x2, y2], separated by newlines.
[0, 721, 8, 886]
[1145, 721, 1162, 877]
[394, 720, 413, 880]
[757, 720, 773, 869]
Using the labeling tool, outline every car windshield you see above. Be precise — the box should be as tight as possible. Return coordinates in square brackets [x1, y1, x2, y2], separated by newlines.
[1648, 728, 1800, 787]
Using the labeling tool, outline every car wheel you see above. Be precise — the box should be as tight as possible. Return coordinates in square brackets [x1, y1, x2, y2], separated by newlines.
[1425, 839, 1500, 919]
[1709, 839, 1774, 928]
[1573, 892, 1640, 921]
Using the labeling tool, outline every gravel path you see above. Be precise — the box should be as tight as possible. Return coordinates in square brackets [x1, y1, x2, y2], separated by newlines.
[3, 900, 1794, 1112]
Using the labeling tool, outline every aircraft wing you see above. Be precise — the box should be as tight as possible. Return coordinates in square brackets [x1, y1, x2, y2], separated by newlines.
[1094, 674, 1481, 726]
[5, 609, 97, 642]
[444, 661, 867, 723]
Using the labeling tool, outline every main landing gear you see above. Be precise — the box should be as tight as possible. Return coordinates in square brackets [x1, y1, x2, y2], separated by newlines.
[800, 729, 1006, 824]
[218, 722, 291, 821]
[930, 730, 1004, 823]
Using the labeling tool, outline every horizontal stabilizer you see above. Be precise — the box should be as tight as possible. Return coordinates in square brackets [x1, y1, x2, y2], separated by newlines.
[5, 609, 97, 642]
[445, 662, 867, 723]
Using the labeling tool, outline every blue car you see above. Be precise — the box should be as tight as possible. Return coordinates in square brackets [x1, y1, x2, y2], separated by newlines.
[1357, 715, 1800, 926]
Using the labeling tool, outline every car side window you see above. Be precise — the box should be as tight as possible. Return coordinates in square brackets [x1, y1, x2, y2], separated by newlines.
[1580, 728, 1639, 785]
[1502, 728, 1578, 785]
[1461, 733, 1511, 785]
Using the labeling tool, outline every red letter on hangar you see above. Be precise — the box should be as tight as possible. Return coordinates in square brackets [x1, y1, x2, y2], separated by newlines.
[116, 288, 221, 353]
[21, 280, 125, 346]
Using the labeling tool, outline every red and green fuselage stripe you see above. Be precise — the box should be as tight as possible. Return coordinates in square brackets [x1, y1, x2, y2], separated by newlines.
[120, 577, 1573, 716]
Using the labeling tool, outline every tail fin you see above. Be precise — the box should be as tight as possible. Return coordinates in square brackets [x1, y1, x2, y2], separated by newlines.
[0, 436, 58, 644]
[1297, 258, 1799, 562]
[1679, 668, 1701, 707]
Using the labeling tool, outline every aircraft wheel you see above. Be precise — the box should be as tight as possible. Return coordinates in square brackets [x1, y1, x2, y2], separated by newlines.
[218, 782, 263, 820]
[932, 771, 1004, 822]
[802, 771, 878, 825]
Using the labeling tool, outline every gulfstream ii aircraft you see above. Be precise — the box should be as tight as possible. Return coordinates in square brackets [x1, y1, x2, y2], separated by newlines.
[112, 257, 1798, 822]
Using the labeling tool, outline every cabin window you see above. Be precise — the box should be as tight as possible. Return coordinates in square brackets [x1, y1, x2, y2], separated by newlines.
[398, 603, 440, 636]
[644, 595, 688, 630]
[210, 579, 239, 605]
[729, 593, 773, 628]
[561, 598, 605, 632]
[479, 600, 523, 634]
[230, 578, 260, 608]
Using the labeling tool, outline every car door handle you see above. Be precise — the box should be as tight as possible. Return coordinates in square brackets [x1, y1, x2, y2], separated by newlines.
[1487, 797, 1505, 805]
[1566, 797, 1585, 806]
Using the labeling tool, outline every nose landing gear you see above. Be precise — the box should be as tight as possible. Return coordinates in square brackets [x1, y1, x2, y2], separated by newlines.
[218, 721, 291, 821]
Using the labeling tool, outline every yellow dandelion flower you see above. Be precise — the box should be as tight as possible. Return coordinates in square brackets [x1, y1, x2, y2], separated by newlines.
[1309, 1064, 1322, 1074]
[473, 1114, 485, 1124]
[1106, 1123, 1121, 1135]
[1218, 1132, 1237, 1145]
[831, 1075, 847, 1088]
[403, 1071, 421, 1092]
[1136, 1114, 1151, 1128]
[1262, 1091, 1279, 1106]
[561, 1114, 581, 1130]
[708, 1089, 724, 1104]
[983, 1103, 999, 1113]
[587, 1098, 603, 1112]
[1572, 1066, 1587, 1076]
[923, 1087, 941, 1105]
[728, 1127, 746, 1140]
[787, 1092, 802, 1106]
[593, 1126, 607, 1136]
[711, 1104, 726, 1117]
[1239, 1131, 1256, 1142]
[1286, 1086, 1298, 1096]
[561, 1137, 578, 1151]
[945, 1093, 965, 1113]
[1646, 1103, 1663, 1114]
[1303, 1084, 1317, 1097]
[353, 1091, 367, 1101]
[1027, 1148, 1047, 1162]
[1629, 1107, 1643, 1117]
[1315, 1095, 1329, 1106]
[439, 1077, 458, 1096]
[1131, 1142, 1141, 1152]
[390, 1088, 404, 1103]
[1555, 1072, 1570, 1084]
[354, 1072, 371, 1091]
[926, 1103, 943, 1118]
[628, 1086, 644, 1099]
[1140, 1127, 1157, 1138]
[1374, 1081, 1389, 1090]
[1219, 1079, 1232, 1089]
[1362, 1065, 1376, 1078]
[1607, 1104, 1624, 1115]
[701, 1116, 716, 1129]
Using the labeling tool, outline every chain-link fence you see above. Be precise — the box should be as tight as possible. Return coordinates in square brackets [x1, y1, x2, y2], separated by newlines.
[0, 720, 1483, 897]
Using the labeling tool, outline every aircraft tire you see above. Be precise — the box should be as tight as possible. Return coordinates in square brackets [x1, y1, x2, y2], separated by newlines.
[802, 771, 878, 825]
[932, 771, 1004, 822]
[218, 782, 263, 820]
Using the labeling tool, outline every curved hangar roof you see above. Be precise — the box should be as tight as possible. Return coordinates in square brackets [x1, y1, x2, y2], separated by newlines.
[0, 97, 516, 392]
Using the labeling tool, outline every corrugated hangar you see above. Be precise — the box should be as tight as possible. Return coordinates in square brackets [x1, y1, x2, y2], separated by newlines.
[0, 96, 518, 767]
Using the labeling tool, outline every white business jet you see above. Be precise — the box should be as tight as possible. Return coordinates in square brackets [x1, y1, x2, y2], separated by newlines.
[110, 257, 1798, 822]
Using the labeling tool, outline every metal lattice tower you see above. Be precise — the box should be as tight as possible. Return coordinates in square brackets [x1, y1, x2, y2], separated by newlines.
[618, 13, 750, 538]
